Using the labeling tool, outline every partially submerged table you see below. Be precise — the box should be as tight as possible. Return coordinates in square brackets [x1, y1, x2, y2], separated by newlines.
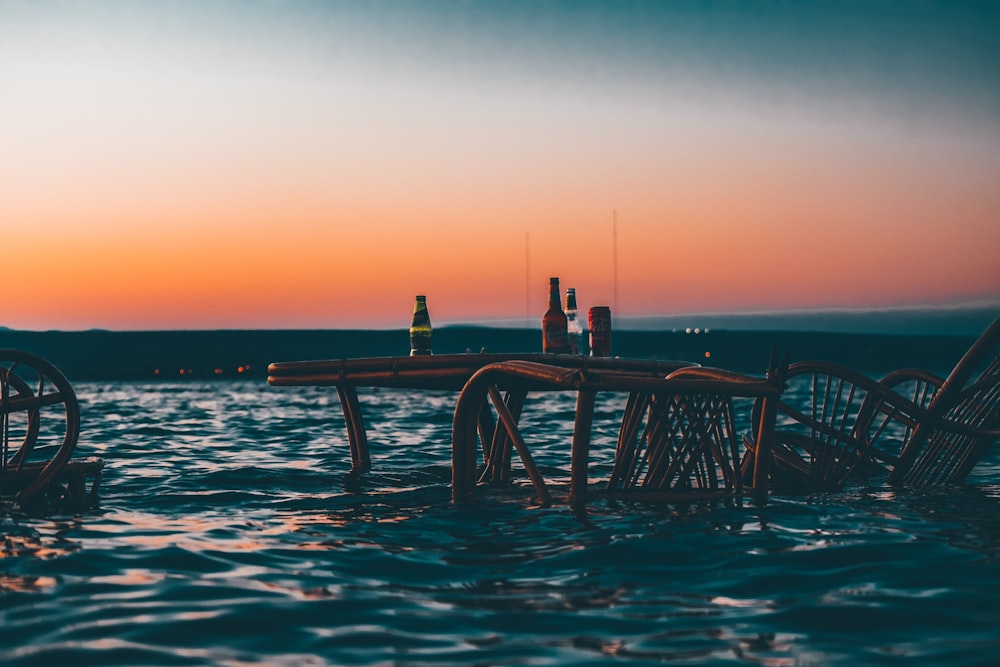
[268, 353, 782, 505]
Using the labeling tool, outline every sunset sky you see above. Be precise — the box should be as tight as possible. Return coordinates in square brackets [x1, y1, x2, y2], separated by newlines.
[3, 1, 999, 330]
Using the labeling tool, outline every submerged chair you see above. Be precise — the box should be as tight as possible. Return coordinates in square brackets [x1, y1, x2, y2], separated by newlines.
[741, 317, 1000, 492]
[0, 349, 103, 506]
[452, 357, 784, 505]
[889, 317, 1000, 485]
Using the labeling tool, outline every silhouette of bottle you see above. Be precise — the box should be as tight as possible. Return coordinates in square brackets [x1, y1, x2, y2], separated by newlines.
[409, 295, 432, 356]
[564, 287, 583, 355]
[542, 277, 569, 354]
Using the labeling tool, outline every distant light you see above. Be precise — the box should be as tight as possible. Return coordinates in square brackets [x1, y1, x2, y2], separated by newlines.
[685, 327, 692, 334]
[694, 328, 701, 334]
[237, 366, 245, 373]
[705, 328, 710, 334]
[154, 369, 160, 375]
[705, 351, 711, 358]
[214, 368, 223, 375]
[179, 369, 185, 375]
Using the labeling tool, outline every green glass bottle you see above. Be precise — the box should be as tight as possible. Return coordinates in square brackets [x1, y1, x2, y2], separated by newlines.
[409, 295, 432, 356]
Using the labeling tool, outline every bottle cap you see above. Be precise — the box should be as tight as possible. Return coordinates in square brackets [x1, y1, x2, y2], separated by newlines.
[565, 288, 577, 310]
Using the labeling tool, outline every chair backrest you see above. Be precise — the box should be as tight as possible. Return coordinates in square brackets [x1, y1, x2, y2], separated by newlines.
[889, 317, 1000, 485]
[764, 361, 923, 490]
[607, 363, 783, 498]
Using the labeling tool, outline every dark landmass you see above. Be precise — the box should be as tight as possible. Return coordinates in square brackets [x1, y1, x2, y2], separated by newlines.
[617, 305, 999, 336]
[0, 326, 980, 381]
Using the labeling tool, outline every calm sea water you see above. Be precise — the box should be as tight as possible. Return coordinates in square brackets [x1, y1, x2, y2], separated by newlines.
[3, 380, 1000, 666]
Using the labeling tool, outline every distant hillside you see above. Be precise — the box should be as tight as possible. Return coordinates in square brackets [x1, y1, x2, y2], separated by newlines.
[0, 326, 982, 381]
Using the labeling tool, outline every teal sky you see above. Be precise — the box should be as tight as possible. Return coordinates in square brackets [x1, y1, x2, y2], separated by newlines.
[9, 1, 997, 116]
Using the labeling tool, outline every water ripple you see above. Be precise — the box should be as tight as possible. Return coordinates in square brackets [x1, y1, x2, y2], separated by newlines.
[3, 380, 1000, 666]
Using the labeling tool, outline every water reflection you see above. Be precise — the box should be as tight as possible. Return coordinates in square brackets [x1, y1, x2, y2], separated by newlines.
[0, 573, 58, 593]
[1, 518, 83, 560]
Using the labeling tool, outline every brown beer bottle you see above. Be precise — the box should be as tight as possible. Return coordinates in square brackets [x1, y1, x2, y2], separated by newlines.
[541, 277, 569, 354]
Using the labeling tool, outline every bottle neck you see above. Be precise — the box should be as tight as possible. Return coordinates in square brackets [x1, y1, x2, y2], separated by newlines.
[548, 283, 560, 308]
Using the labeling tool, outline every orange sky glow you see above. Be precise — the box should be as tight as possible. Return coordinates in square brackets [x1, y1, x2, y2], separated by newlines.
[2, 2, 998, 330]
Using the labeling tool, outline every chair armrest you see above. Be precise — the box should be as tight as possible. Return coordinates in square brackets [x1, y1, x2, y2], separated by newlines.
[878, 368, 944, 413]
[880, 368, 945, 390]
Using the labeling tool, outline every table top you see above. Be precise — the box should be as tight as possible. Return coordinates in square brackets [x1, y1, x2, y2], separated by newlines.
[267, 353, 695, 390]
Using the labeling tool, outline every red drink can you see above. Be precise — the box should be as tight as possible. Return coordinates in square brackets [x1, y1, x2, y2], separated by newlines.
[588, 306, 612, 357]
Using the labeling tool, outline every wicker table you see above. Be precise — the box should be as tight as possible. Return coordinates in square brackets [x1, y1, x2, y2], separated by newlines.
[268, 353, 781, 505]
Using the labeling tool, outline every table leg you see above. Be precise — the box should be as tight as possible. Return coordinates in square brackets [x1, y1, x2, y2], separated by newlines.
[336, 385, 371, 474]
[570, 389, 596, 505]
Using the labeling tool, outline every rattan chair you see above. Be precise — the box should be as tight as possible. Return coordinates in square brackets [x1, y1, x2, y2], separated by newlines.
[1, 349, 103, 506]
[889, 317, 1000, 485]
[741, 317, 1000, 492]
[452, 359, 784, 505]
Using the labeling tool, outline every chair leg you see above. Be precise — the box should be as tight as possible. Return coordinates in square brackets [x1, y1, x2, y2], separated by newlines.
[570, 389, 596, 505]
[740, 435, 757, 486]
[487, 385, 552, 506]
